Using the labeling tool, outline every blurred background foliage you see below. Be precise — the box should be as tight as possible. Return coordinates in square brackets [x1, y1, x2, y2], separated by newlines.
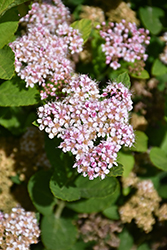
[0, 0, 167, 249]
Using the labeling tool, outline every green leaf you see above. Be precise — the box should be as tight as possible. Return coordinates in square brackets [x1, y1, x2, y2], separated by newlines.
[139, 6, 164, 34]
[68, 241, 93, 250]
[118, 228, 133, 250]
[137, 243, 150, 250]
[102, 205, 120, 220]
[32, 120, 39, 127]
[130, 130, 148, 152]
[0, 0, 30, 17]
[46, 135, 80, 202]
[157, 184, 167, 198]
[156, 74, 167, 91]
[50, 170, 81, 202]
[116, 72, 131, 89]
[28, 170, 57, 215]
[130, 69, 149, 79]
[117, 151, 135, 177]
[150, 147, 167, 171]
[108, 163, 124, 177]
[151, 59, 167, 76]
[0, 21, 18, 49]
[44, 135, 69, 169]
[0, 106, 27, 135]
[75, 176, 118, 198]
[159, 127, 167, 152]
[41, 215, 77, 250]
[10, 174, 22, 184]
[0, 77, 39, 106]
[66, 0, 85, 6]
[67, 179, 120, 213]
[50, 174, 118, 202]
[0, 5, 20, 23]
[71, 19, 92, 43]
[0, 45, 15, 79]
[91, 30, 106, 80]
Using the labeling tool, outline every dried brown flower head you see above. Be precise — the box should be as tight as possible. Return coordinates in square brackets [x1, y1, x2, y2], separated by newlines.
[107, 2, 139, 25]
[80, 6, 105, 23]
[120, 175, 161, 233]
[77, 213, 122, 249]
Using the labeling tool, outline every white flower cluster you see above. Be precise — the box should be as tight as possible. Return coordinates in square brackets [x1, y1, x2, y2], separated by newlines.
[0, 207, 40, 249]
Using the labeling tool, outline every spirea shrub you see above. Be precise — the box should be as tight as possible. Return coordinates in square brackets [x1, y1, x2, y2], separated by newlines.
[2, 0, 167, 249]
[10, 0, 136, 180]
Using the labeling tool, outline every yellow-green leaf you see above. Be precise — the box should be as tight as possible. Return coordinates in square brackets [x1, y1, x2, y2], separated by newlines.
[71, 19, 92, 43]
[0, 45, 14, 79]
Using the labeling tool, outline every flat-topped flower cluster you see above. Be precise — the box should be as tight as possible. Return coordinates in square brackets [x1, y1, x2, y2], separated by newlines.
[10, 0, 83, 99]
[0, 207, 40, 249]
[37, 74, 135, 180]
[96, 20, 150, 70]
[19, 0, 71, 33]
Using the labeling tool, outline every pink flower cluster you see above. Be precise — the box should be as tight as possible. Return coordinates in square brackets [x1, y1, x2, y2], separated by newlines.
[37, 74, 135, 180]
[10, 0, 83, 99]
[20, 0, 71, 33]
[96, 20, 150, 70]
[0, 207, 40, 249]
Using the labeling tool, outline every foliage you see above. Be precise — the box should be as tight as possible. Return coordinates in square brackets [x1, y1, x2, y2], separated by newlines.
[1, 0, 167, 249]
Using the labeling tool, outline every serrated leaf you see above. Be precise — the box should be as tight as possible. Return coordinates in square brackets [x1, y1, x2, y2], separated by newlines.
[0, 21, 18, 48]
[41, 215, 77, 250]
[75, 175, 118, 198]
[151, 58, 167, 76]
[108, 163, 124, 177]
[50, 171, 118, 201]
[28, 170, 57, 215]
[116, 72, 131, 89]
[139, 6, 164, 34]
[50, 170, 81, 202]
[131, 130, 148, 152]
[67, 179, 120, 213]
[130, 69, 149, 79]
[0, 76, 39, 106]
[71, 19, 92, 43]
[0, 45, 15, 79]
[150, 147, 167, 171]
[0, 0, 29, 17]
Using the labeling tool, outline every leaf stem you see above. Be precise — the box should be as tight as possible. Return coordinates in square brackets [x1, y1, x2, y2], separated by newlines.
[55, 200, 66, 219]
